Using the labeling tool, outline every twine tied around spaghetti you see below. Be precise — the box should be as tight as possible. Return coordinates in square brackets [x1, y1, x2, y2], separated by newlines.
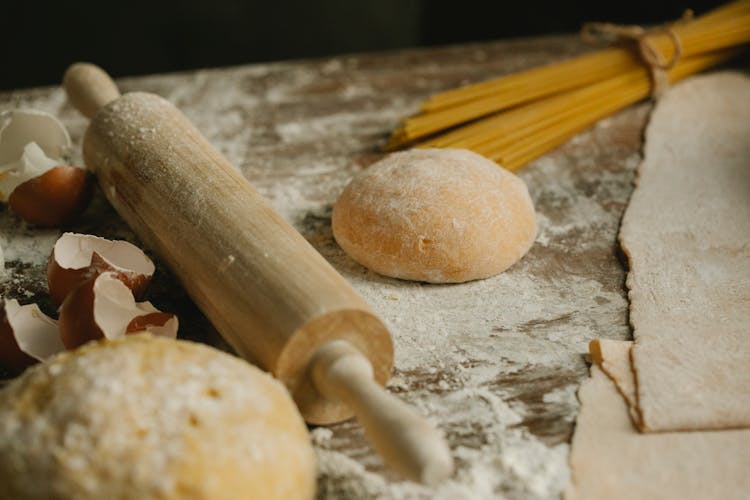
[581, 10, 693, 98]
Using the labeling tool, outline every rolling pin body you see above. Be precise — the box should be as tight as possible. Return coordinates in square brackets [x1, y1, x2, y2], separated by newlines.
[83, 91, 392, 424]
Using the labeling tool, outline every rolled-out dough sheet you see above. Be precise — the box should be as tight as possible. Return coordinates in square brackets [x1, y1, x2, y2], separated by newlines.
[620, 72, 750, 431]
[566, 361, 750, 500]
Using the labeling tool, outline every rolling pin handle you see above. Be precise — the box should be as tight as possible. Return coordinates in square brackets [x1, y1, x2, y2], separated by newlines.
[311, 340, 454, 485]
[63, 63, 121, 119]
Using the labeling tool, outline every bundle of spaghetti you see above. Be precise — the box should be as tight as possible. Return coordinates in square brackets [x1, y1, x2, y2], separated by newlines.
[419, 48, 739, 171]
[387, 0, 750, 158]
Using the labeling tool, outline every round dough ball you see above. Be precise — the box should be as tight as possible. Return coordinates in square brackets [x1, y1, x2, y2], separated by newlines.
[0, 335, 316, 500]
[332, 148, 537, 283]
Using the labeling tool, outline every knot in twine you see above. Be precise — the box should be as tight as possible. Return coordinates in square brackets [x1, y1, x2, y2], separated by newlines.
[581, 10, 693, 99]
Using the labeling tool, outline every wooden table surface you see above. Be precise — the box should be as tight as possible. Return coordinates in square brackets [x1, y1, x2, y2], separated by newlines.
[0, 34, 654, 498]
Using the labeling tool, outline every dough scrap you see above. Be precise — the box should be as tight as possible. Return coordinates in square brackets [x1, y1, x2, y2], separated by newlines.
[588, 339, 640, 426]
[620, 72, 750, 431]
[566, 360, 750, 500]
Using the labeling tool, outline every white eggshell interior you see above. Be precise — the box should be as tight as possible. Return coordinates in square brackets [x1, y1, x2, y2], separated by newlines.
[55, 232, 155, 276]
[0, 109, 71, 165]
[4, 298, 65, 361]
[92, 273, 142, 339]
[92, 273, 176, 339]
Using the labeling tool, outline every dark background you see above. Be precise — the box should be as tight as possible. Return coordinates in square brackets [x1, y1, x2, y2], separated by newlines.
[1, 0, 723, 90]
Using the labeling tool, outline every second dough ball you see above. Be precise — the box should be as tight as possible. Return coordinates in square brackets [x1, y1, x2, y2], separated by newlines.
[332, 149, 536, 283]
[0, 336, 316, 500]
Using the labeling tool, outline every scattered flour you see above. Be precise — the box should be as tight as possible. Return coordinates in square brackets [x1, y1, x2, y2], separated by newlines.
[311, 427, 334, 446]
[0, 42, 640, 499]
[0, 228, 59, 266]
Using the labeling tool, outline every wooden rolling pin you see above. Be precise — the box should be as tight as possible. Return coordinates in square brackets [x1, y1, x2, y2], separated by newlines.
[63, 63, 453, 485]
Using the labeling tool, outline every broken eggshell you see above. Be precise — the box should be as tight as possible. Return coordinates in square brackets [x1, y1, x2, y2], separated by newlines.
[0, 298, 65, 373]
[0, 109, 92, 225]
[58, 272, 177, 349]
[0, 109, 71, 168]
[0, 109, 72, 200]
[8, 161, 93, 226]
[48, 232, 155, 305]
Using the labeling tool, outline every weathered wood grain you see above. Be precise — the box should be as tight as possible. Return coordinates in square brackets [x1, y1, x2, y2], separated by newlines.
[0, 34, 659, 498]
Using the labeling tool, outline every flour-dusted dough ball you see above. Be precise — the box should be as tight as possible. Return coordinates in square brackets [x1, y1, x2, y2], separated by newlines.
[332, 148, 537, 283]
[0, 335, 316, 500]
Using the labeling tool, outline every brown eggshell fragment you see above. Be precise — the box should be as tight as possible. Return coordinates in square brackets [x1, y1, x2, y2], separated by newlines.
[47, 232, 155, 305]
[126, 311, 178, 336]
[58, 275, 100, 349]
[59, 272, 177, 349]
[0, 305, 35, 372]
[8, 166, 93, 227]
[0, 299, 64, 373]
